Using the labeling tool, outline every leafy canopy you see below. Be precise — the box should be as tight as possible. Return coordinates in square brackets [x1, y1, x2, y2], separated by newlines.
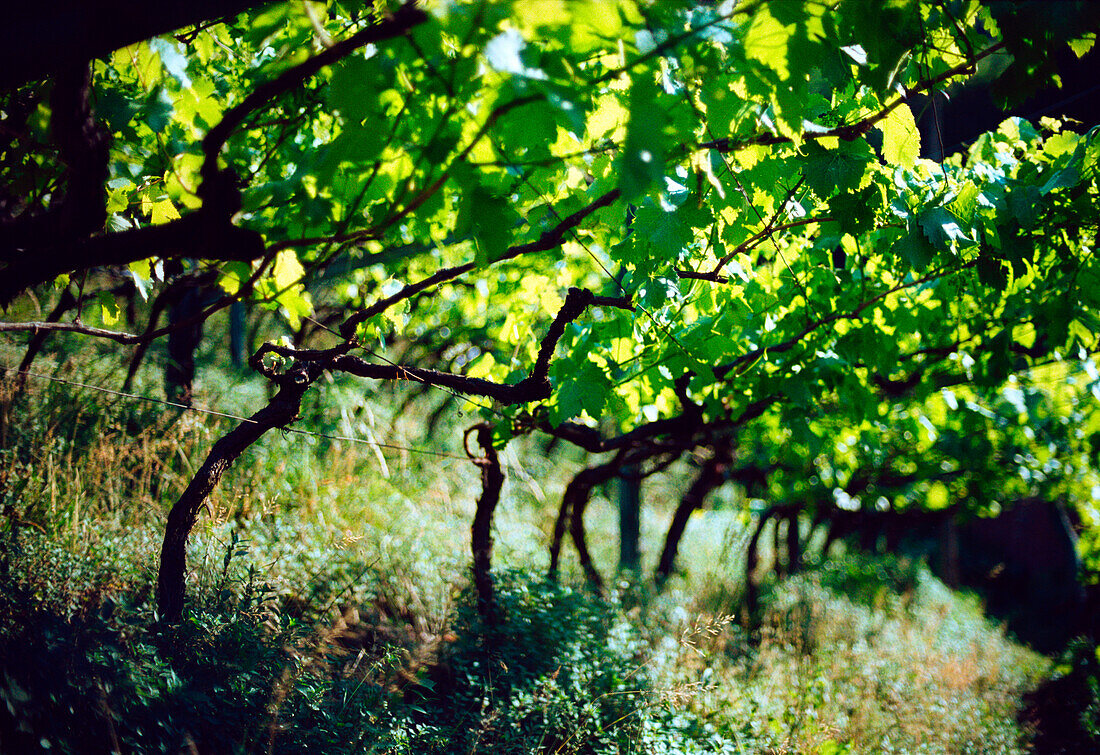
[4, 0, 1100, 558]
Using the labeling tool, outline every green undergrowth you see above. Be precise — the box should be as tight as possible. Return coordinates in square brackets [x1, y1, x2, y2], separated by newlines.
[0, 526, 723, 753]
[0, 523, 1057, 754]
[0, 364, 1091, 752]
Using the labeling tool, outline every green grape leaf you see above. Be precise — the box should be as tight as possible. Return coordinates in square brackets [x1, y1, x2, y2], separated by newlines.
[149, 197, 180, 225]
[948, 182, 980, 224]
[919, 206, 970, 249]
[141, 88, 174, 133]
[553, 357, 613, 425]
[97, 292, 121, 326]
[218, 262, 251, 296]
[128, 260, 152, 301]
[827, 185, 878, 235]
[878, 103, 921, 167]
[744, 6, 794, 80]
[273, 250, 305, 290]
[803, 140, 874, 197]
[894, 226, 934, 270]
[328, 55, 386, 123]
[617, 76, 667, 200]
[467, 186, 513, 266]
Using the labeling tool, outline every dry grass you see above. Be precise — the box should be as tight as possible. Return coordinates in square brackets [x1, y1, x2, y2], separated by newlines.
[664, 571, 1049, 754]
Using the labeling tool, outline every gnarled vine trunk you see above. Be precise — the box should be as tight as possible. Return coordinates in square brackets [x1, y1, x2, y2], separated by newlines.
[469, 424, 504, 625]
[157, 362, 318, 622]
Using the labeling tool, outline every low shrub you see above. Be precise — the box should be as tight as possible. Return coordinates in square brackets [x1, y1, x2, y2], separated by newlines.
[0, 530, 290, 753]
[0, 530, 734, 754]
[699, 564, 1049, 754]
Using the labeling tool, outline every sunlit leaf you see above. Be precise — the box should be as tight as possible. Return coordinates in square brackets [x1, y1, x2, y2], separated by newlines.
[273, 250, 305, 290]
[878, 104, 921, 168]
[744, 6, 793, 80]
[150, 198, 181, 225]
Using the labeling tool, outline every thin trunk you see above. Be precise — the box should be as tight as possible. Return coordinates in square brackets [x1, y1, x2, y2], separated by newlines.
[469, 424, 504, 625]
[744, 506, 778, 619]
[569, 481, 604, 595]
[654, 442, 732, 584]
[549, 460, 619, 583]
[548, 485, 573, 580]
[13, 290, 77, 387]
[424, 394, 455, 437]
[617, 465, 641, 573]
[165, 283, 209, 405]
[229, 301, 247, 367]
[121, 284, 172, 392]
[773, 512, 786, 579]
[786, 510, 801, 575]
[2, 291, 77, 448]
[157, 363, 318, 622]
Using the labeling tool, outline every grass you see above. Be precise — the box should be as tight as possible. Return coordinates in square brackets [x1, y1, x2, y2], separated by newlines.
[0, 356, 1092, 752]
